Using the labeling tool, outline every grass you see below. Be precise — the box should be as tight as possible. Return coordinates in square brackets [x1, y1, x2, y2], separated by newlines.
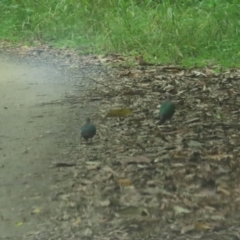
[1, 0, 240, 67]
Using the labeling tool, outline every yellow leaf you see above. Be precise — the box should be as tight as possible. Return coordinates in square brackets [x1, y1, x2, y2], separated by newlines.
[105, 108, 132, 118]
[208, 153, 232, 161]
[32, 207, 41, 214]
[217, 186, 230, 196]
[71, 217, 81, 226]
[15, 221, 23, 227]
[117, 178, 132, 186]
[194, 222, 211, 230]
[181, 222, 211, 234]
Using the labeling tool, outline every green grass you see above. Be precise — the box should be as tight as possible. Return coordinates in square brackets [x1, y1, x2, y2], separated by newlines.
[1, 0, 240, 67]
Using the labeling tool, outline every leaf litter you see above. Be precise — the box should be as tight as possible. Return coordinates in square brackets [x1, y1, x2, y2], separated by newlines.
[3, 43, 240, 239]
[38, 61, 240, 240]
[63, 63, 240, 239]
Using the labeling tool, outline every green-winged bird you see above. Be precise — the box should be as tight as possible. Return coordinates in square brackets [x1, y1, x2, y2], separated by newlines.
[80, 118, 96, 143]
[159, 101, 176, 124]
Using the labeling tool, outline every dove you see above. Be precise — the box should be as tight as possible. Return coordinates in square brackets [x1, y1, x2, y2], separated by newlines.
[80, 118, 96, 142]
[159, 101, 176, 124]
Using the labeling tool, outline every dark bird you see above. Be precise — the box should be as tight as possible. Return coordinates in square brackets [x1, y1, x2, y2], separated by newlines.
[80, 118, 96, 143]
[159, 101, 176, 124]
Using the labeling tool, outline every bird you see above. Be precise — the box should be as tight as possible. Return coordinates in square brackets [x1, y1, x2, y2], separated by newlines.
[80, 118, 96, 143]
[159, 101, 176, 124]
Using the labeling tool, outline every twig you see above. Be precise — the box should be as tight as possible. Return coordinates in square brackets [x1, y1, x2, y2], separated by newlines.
[54, 162, 76, 167]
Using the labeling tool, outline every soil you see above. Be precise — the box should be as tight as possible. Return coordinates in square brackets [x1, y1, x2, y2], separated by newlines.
[0, 52, 101, 239]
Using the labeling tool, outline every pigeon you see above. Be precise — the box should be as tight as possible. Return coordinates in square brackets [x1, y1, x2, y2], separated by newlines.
[159, 101, 176, 124]
[80, 118, 96, 143]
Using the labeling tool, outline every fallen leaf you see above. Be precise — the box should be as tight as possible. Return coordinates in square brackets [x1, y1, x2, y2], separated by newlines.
[216, 112, 221, 119]
[105, 108, 132, 117]
[32, 207, 41, 214]
[71, 217, 81, 226]
[211, 215, 225, 221]
[181, 224, 195, 234]
[119, 71, 133, 78]
[100, 199, 111, 207]
[217, 186, 230, 196]
[174, 206, 191, 215]
[187, 140, 203, 147]
[208, 153, 232, 161]
[117, 178, 132, 186]
[194, 222, 212, 230]
[141, 208, 150, 216]
[116, 206, 142, 216]
[85, 161, 101, 165]
[181, 222, 211, 234]
[67, 201, 77, 208]
[183, 198, 195, 208]
[15, 221, 23, 227]
[86, 165, 100, 170]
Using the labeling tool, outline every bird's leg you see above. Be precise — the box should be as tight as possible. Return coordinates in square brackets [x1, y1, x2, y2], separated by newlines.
[89, 138, 93, 145]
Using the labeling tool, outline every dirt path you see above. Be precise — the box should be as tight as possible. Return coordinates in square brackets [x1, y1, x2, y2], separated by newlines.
[0, 53, 93, 239]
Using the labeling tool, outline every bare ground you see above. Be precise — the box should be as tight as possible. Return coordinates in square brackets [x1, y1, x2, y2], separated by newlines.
[0, 49, 105, 239]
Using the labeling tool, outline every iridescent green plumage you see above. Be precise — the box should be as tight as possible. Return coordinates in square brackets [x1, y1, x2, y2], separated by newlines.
[81, 118, 96, 142]
[159, 101, 176, 124]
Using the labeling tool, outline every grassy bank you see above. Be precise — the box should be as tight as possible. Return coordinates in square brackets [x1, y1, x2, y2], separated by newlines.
[1, 0, 240, 66]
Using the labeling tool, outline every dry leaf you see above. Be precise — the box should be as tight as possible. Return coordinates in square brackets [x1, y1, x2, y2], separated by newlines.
[217, 186, 230, 196]
[181, 224, 195, 234]
[100, 199, 111, 207]
[32, 207, 41, 214]
[181, 222, 211, 234]
[86, 165, 100, 170]
[174, 206, 191, 215]
[119, 71, 133, 78]
[15, 221, 23, 227]
[187, 140, 203, 147]
[208, 153, 232, 161]
[194, 222, 212, 230]
[211, 215, 225, 221]
[105, 108, 132, 118]
[71, 217, 81, 226]
[117, 178, 132, 186]
[183, 198, 195, 208]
